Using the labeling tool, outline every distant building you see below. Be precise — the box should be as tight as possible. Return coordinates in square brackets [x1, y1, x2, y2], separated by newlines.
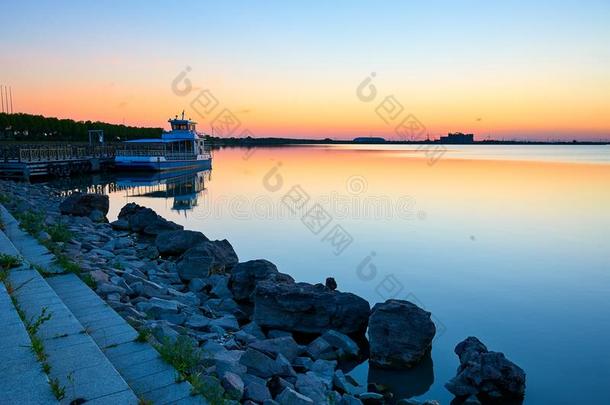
[353, 137, 386, 143]
[439, 132, 474, 144]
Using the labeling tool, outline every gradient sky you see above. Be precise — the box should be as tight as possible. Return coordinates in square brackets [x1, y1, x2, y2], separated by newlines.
[1, 0, 609, 140]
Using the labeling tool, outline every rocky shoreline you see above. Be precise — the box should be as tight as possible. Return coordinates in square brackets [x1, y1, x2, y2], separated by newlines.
[0, 180, 526, 405]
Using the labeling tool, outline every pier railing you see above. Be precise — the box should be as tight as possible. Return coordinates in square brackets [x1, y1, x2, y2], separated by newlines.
[1, 144, 115, 163]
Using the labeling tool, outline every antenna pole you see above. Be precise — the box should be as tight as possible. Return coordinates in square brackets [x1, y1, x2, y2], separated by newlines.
[1, 85, 4, 113]
[9, 86, 13, 113]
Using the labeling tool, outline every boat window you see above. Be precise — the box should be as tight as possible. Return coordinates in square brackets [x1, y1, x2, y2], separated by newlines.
[172, 123, 189, 130]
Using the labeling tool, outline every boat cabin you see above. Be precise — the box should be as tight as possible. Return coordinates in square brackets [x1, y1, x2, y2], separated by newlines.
[116, 113, 209, 162]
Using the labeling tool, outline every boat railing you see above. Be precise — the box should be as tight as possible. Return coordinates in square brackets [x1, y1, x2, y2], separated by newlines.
[116, 148, 212, 160]
[115, 148, 166, 157]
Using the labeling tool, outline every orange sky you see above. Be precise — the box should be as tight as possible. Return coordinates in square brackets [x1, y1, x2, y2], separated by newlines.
[1, 1, 609, 141]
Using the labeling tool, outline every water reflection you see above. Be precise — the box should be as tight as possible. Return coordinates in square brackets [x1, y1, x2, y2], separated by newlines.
[114, 170, 211, 212]
[368, 353, 434, 401]
[49, 169, 212, 214]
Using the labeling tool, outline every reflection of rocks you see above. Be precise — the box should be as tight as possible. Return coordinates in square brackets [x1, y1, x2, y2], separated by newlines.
[368, 351, 434, 400]
[253, 281, 370, 336]
[369, 299, 436, 368]
[446, 337, 525, 404]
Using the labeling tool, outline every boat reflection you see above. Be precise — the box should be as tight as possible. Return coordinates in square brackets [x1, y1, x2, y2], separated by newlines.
[114, 169, 211, 212]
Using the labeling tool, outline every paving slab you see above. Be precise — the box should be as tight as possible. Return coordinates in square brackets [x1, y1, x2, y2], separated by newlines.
[0, 204, 63, 273]
[48, 273, 208, 404]
[7, 270, 138, 404]
[0, 282, 58, 405]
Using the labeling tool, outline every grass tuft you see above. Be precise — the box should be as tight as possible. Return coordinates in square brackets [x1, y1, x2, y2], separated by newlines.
[49, 377, 66, 400]
[46, 222, 73, 243]
[135, 328, 151, 343]
[155, 336, 201, 379]
[14, 210, 45, 235]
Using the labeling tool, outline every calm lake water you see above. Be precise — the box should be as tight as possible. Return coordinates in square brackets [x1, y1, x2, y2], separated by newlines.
[50, 145, 610, 404]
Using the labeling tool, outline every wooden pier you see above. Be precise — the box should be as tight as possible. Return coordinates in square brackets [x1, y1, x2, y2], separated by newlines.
[0, 144, 115, 179]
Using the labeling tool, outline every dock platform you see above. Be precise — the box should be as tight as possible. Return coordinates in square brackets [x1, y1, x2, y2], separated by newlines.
[0, 144, 115, 179]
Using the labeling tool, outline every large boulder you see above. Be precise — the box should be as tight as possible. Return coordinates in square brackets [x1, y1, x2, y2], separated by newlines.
[445, 336, 526, 401]
[155, 230, 209, 256]
[368, 299, 436, 369]
[253, 281, 370, 336]
[118, 202, 182, 235]
[176, 240, 239, 281]
[60, 193, 109, 217]
[230, 259, 294, 302]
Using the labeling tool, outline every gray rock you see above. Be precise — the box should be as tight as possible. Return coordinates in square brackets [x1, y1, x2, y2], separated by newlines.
[176, 240, 238, 281]
[97, 282, 126, 295]
[306, 336, 336, 360]
[209, 274, 233, 298]
[155, 230, 209, 256]
[292, 357, 313, 373]
[249, 336, 302, 362]
[340, 394, 363, 405]
[234, 330, 258, 345]
[214, 350, 247, 377]
[60, 193, 109, 217]
[186, 314, 213, 330]
[275, 353, 297, 378]
[118, 202, 182, 235]
[277, 387, 314, 405]
[167, 288, 201, 306]
[136, 297, 181, 319]
[321, 330, 359, 359]
[358, 392, 384, 404]
[210, 315, 240, 332]
[295, 372, 327, 404]
[131, 279, 168, 298]
[333, 370, 358, 395]
[242, 322, 266, 340]
[243, 375, 272, 402]
[445, 336, 526, 401]
[240, 348, 282, 378]
[38, 231, 51, 241]
[325, 277, 337, 290]
[189, 278, 206, 292]
[310, 359, 337, 389]
[369, 299, 436, 368]
[110, 219, 130, 230]
[222, 371, 244, 400]
[254, 281, 370, 336]
[268, 376, 295, 398]
[147, 320, 180, 343]
[268, 329, 293, 339]
[89, 209, 106, 222]
[230, 259, 294, 302]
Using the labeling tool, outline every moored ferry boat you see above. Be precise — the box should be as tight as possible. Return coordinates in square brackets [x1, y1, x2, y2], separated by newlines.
[115, 113, 212, 171]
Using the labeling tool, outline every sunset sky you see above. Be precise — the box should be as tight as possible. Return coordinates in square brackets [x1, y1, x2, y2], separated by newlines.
[1, 0, 609, 140]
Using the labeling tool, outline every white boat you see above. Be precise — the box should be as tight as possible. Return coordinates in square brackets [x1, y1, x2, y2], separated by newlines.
[115, 112, 212, 171]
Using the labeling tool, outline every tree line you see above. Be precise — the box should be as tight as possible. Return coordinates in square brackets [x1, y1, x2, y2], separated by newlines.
[0, 113, 163, 142]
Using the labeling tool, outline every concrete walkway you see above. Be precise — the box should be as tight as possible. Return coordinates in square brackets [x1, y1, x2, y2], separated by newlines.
[0, 282, 59, 405]
[48, 274, 207, 405]
[0, 204, 63, 273]
[1, 203, 207, 405]
[8, 269, 139, 405]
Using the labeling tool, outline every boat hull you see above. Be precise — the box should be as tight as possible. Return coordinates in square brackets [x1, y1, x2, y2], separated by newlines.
[114, 157, 212, 172]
